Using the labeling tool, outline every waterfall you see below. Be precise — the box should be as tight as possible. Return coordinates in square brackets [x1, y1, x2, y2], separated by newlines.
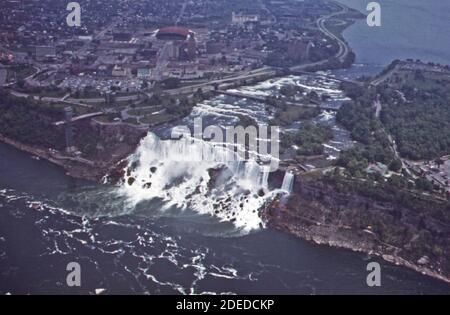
[281, 172, 294, 194]
[118, 132, 283, 231]
[260, 167, 270, 189]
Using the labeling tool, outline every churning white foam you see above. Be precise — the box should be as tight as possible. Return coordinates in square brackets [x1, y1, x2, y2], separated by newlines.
[118, 133, 289, 231]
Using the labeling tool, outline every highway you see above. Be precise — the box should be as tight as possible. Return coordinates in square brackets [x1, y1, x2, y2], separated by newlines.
[318, 1, 349, 63]
[162, 67, 278, 96]
[290, 1, 350, 71]
[0, 46, 41, 87]
[176, 0, 188, 25]
[156, 1, 354, 98]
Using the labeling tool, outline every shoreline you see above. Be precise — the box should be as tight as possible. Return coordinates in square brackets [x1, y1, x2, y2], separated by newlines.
[262, 171, 450, 286]
[4, 66, 450, 286]
[266, 218, 450, 285]
[2, 2, 448, 287]
[0, 133, 127, 182]
[3, 131, 450, 286]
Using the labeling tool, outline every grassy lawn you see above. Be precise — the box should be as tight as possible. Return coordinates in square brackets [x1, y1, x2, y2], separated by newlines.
[123, 117, 139, 125]
[127, 107, 163, 116]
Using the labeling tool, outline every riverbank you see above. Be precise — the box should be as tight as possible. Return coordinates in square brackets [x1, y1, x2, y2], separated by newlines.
[266, 213, 450, 285]
[263, 174, 450, 285]
[2, 105, 449, 286]
[2, 1, 448, 286]
[0, 133, 134, 182]
[10, 135, 446, 286]
[3, 73, 450, 286]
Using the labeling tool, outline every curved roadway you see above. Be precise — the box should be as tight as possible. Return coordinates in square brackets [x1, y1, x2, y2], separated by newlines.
[290, 1, 350, 71]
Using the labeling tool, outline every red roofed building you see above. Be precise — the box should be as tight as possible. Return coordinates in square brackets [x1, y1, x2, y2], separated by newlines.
[156, 26, 193, 41]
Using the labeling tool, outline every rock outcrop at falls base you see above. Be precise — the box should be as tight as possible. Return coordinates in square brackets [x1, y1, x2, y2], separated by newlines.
[263, 174, 450, 284]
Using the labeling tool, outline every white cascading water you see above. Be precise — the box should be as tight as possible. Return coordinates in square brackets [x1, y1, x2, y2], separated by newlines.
[281, 172, 294, 194]
[119, 132, 290, 231]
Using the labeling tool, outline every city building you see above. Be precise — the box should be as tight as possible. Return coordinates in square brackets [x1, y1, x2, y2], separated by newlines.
[112, 65, 127, 77]
[156, 26, 193, 41]
[232, 12, 259, 25]
[113, 32, 132, 42]
[137, 68, 151, 78]
[35, 45, 56, 61]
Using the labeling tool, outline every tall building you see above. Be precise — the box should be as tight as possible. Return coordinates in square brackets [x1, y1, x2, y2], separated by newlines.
[186, 34, 197, 60]
[112, 65, 127, 77]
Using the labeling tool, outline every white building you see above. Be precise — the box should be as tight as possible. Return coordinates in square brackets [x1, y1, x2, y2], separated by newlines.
[232, 12, 259, 25]
[112, 65, 127, 77]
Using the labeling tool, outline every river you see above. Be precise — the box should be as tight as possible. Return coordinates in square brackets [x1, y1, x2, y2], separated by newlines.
[333, 0, 450, 79]
[1, 0, 450, 295]
[1, 74, 449, 294]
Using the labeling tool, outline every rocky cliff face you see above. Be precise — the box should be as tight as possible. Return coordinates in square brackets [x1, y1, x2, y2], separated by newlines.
[263, 174, 450, 283]
[67, 120, 148, 182]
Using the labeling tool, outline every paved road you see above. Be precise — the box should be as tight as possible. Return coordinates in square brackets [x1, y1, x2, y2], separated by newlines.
[318, 1, 349, 63]
[54, 112, 105, 126]
[290, 1, 350, 71]
[374, 99, 382, 118]
[373, 96, 413, 176]
[371, 64, 400, 86]
[176, 0, 188, 25]
[1, 64, 40, 87]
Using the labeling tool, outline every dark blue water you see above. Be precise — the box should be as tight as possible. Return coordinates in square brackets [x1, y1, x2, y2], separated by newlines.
[1, 141, 450, 295]
[2, 0, 450, 295]
[338, 0, 450, 66]
[334, 0, 450, 79]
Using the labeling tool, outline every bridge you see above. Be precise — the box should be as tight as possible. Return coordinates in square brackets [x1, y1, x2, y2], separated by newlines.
[54, 111, 105, 126]
[213, 90, 339, 111]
